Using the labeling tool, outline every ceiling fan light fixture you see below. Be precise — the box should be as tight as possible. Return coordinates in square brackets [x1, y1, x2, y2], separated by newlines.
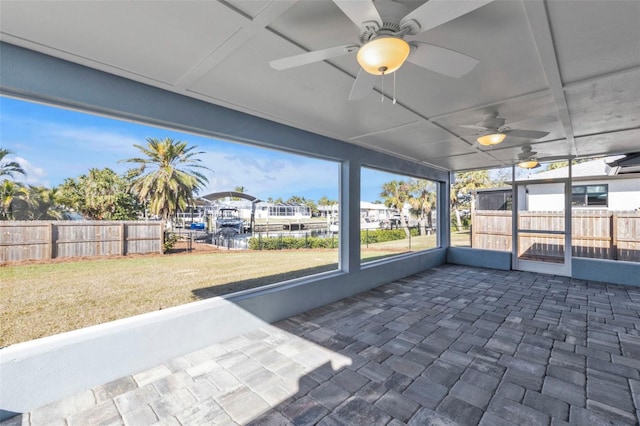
[357, 36, 410, 75]
[477, 132, 506, 146]
[518, 159, 539, 169]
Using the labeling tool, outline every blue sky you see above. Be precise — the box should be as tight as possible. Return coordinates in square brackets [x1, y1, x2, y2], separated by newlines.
[1, 96, 421, 203]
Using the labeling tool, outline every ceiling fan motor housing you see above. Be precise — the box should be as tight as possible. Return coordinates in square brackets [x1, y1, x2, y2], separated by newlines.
[481, 113, 506, 130]
[360, 0, 409, 42]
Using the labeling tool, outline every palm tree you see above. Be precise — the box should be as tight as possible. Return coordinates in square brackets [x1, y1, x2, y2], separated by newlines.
[380, 180, 411, 238]
[451, 171, 490, 230]
[0, 180, 29, 220]
[121, 138, 212, 225]
[20, 185, 64, 220]
[231, 185, 247, 201]
[409, 179, 437, 236]
[0, 148, 26, 179]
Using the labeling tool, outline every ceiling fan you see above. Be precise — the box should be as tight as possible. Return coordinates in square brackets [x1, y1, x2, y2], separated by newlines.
[270, 0, 495, 100]
[514, 145, 569, 169]
[459, 113, 550, 146]
[516, 145, 542, 169]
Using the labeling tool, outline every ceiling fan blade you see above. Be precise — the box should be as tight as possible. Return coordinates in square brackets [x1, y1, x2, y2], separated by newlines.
[504, 129, 550, 139]
[270, 44, 359, 70]
[407, 42, 479, 78]
[333, 0, 382, 29]
[349, 68, 377, 100]
[459, 124, 488, 131]
[400, 0, 494, 34]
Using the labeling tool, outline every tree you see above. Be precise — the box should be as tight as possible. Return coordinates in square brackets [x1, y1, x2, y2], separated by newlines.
[451, 170, 490, 230]
[19, 186, 64, 220]
[317, 195, 338, 219]
[231, 185, 247, 201]
[317, 195, 337, 206]
[409, 179, 437, 235]
[380, 180, 411, 238]
[286, 195, 305, 204]
[0, 148, 26, 179]
[304, 199, 318, 216]
[57, 168, 141, 220]
[0, 180, 28, 220]
[121, 138, 212, 224]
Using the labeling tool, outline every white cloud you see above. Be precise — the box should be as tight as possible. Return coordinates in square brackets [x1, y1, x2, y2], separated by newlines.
[2, 101, 339, 199]
[12, 157, 49, 187]
[40, 123, 142, 156]
[199, 152, 339, 200]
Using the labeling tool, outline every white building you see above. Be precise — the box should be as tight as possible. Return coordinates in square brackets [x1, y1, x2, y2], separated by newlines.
[521, 155, 640, 211]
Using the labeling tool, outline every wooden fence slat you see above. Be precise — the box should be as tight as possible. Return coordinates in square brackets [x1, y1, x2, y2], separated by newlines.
[472, 210, 640, 262]
[0, 221, 164, 263]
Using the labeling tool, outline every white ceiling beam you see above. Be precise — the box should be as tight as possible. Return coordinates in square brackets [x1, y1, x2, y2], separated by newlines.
[175, 0, 296, 89]
[428, 89, 550, 122]
[522, 0, 576, 156]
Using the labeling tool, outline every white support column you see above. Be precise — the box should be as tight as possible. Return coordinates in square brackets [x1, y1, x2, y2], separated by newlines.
[440, 174, 452, 248]
[340, 160, 361, 273]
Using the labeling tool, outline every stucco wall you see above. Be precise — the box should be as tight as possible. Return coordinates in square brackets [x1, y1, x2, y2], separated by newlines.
[524, 178, 640, 211]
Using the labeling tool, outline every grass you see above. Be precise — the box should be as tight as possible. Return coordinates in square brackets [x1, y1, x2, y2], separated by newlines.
[0, 232, 465, 347]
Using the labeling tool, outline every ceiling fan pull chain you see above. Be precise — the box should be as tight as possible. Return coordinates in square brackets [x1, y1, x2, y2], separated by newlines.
[381, 71, 385, 103]
[393, 72, 397, 104]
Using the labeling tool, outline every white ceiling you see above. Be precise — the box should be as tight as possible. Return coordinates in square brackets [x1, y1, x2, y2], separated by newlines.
[1, 0, 639, 171]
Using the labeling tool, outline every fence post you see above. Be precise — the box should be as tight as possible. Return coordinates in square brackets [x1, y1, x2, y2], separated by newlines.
[120, 223, 126, 256]
[611, 212, 618, 260]
[49, 222, 55, 260]
[471, 209, 475, 249]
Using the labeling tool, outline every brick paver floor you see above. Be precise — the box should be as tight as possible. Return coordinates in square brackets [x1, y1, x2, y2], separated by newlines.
[4, 265, 640, 425]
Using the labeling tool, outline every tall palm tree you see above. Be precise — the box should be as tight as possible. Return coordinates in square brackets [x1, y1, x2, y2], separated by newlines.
[0, 180, 29, 220]
[121, 138, 212, 224]
[380, 180, 411, 238]
[409, 179, 437, 236]
[451, 170, 490, 230]
[0, 148, 26, 179]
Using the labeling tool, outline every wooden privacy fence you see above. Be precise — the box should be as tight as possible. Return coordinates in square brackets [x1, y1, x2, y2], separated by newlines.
[472, 210, 640, 262]
[0, 221, 164, 263]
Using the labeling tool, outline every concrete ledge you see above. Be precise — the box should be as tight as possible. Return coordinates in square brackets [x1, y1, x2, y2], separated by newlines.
[572, 257, 640, 287]
[446, 247, 512, 270]
[0, 249, 445, 420]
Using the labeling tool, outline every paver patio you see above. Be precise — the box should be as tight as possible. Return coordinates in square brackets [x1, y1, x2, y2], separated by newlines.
[3, 264, 640, 425]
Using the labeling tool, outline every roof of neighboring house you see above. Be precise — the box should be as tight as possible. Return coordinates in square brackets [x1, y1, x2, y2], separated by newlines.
[360, 201, 390, 210]
[523, 154, 640, 180]
[527, 156, 624, 179]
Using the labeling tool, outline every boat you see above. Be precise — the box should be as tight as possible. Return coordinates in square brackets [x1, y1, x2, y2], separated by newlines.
[216, 208, 244, 235]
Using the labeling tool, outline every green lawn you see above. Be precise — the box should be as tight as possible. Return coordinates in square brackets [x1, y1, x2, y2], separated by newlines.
[0, 233, 463, 347]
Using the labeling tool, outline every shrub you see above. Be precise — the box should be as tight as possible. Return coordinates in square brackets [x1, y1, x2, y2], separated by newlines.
[163, 231, 179, 253]
[360, 229, 407, 244]
[249, 235, 338, 250]
[248, 228, 417, 250]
